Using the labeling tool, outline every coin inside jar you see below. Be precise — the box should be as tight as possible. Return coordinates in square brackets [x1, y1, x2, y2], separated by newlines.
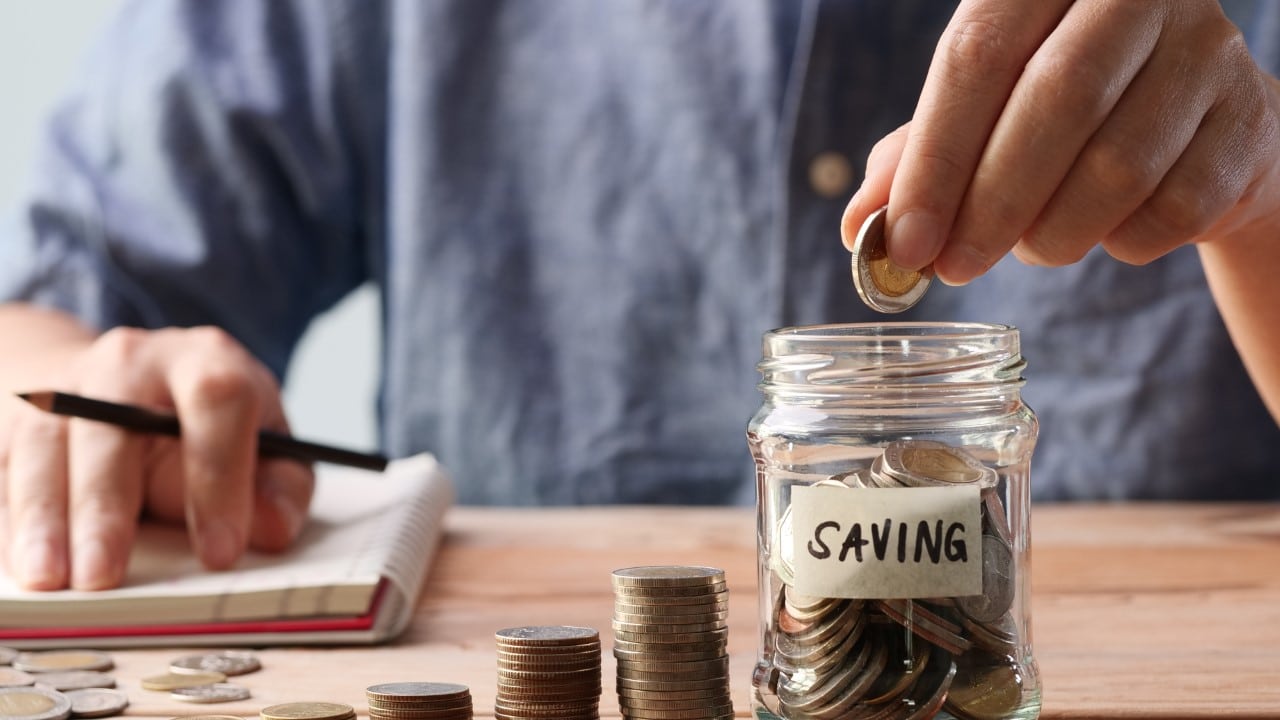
[850, 205, 932, 313]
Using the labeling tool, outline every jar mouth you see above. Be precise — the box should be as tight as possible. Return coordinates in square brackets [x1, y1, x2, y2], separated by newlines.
[766, 322, 1015, 345]
[759, 322, 1024, 395]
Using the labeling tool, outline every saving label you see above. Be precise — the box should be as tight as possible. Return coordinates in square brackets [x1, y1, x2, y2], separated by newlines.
[790, 484, 981, 599]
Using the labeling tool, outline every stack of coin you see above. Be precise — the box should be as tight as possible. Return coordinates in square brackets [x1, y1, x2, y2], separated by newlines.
[760, 439, 1027, 719]
[494, 626, 601, 719]
[366, 682, 472, 720]
[611, 566, 734, 720]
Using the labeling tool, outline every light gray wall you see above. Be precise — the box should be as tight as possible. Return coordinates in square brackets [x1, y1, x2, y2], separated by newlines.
[0, 1, 380, 450]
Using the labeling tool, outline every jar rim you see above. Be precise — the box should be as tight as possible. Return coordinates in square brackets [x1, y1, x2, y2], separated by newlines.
[766, 322, 1015, 344]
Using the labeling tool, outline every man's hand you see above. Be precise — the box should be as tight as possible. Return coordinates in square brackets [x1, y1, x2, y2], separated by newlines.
[0, 307, 313, 590]
[842, 0, 1280, 284]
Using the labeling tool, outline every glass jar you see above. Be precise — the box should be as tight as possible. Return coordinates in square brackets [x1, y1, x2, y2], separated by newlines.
[747, 322, 1040, 720]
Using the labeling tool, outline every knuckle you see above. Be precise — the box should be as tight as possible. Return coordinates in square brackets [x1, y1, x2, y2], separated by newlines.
[942, 16, 1019, 80]
[187, 366, 259, 412]
[1078, 140, 1162, 202]
[89, 326, 149, 370]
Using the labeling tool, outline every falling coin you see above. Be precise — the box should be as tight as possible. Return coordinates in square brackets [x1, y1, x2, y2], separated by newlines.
[851, 205, 932, 313]
[63, 688, 128, 719]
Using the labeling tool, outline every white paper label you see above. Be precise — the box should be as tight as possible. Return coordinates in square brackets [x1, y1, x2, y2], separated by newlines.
[790, 485, 981, 599]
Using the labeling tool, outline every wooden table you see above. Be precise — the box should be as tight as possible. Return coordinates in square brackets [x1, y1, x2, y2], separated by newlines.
[105, 505, 1280, 719]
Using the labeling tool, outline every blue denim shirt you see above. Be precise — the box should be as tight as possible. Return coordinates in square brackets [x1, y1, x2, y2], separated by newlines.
[4, 0, 1280, 504]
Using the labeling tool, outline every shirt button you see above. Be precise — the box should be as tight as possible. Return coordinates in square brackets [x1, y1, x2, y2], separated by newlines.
[808, 151, 854, 199]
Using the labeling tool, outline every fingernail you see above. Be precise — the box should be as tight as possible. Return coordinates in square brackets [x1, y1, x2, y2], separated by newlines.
[197, 518, 241, 570]
[72, 538, 115, 590]
[889, 210, 943, 271]
[19, 535, 66, 590]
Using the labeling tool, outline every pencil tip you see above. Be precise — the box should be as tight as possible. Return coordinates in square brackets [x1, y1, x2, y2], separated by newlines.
[15, 391, 53, 411]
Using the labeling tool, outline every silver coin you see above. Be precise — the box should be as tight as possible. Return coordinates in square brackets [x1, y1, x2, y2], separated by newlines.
[0, 650, 15, 668]
[168, 683, 251, 704]
[31, 672, 114, 692]
[850, 206, 932, 313]
[169, 651, 260, 677]
[958, 533, 1016, 624]
[0, 670, 33, 689]
[63, 689, 128, 718]
[882, 440, 997, 488]
[0, 686, 72, 720]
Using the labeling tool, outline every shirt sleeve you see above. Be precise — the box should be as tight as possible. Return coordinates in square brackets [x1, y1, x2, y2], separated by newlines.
[0, 0, 387, 379]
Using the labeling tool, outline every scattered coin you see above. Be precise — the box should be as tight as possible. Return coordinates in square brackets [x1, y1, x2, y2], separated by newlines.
[31, 673, 114, 693]
[63, 688, 128, 719]
[850, 205, 932, 313]
[169, 683, 250, 704]
[0, 686, 72, 720]
[0, 669, 33, 689]
[260, 702, 355, 720]
[169, 651, 260, 677]
[140, 671, 226, 692]
[12, 652, 112, 675]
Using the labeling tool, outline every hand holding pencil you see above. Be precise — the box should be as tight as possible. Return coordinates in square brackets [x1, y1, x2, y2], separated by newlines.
[0, 318, 326, 592]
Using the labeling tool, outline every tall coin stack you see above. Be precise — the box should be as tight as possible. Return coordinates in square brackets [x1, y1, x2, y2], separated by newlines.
[493, 626, 602, 720]
[365, 683, 472, 720]
[611, 566, 734, 720]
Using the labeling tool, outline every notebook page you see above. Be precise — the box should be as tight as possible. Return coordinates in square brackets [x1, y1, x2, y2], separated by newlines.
[0, 453, 454, 629]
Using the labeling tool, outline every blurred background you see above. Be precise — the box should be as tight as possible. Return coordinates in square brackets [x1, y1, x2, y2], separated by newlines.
[0, 1, 380, 450]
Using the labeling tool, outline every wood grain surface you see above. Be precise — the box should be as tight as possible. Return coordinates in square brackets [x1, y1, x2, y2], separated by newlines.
[92, 505, 1280, 719]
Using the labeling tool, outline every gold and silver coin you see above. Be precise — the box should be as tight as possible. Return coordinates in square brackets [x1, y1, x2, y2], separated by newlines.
[0, 686, 72, 720]
[260, 702, 356, 720]
[850, 205, 932, 313]
[494, 626, 600, 720]
[139, 671, 226, 692]
[612, 566, 734, 720]
[62, 689, 128, 719]
[11, 652, 112, 675]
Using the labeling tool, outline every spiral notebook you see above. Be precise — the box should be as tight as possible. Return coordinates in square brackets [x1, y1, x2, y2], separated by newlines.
[0, 453, 454, 648]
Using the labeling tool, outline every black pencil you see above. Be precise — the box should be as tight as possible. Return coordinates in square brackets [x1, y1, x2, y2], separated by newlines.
[16, 391, 389, 472]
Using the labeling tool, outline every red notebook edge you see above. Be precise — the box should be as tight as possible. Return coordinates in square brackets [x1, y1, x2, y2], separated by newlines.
[0, 577, 389, 642]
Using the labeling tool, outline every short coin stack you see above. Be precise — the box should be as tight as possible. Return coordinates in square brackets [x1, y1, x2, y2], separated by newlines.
[366, 682, 472, 720]
[494, 626, 601, 719]
[611, 566, 734, 720]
